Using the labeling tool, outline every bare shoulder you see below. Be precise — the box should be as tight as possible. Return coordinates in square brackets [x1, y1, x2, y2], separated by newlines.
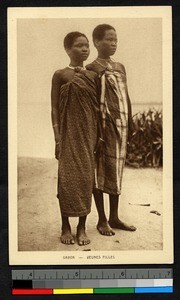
[115, 62, 126, 74]
[86, 62, 94, 69]
[86, 61, 104, 74]
[52, 68, 67, 82]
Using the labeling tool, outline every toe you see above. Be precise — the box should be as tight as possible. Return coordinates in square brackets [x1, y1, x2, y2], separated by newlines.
[131, 226, 137, 231]
[109, 230, 114, 236]
[103, 231, 107, 236]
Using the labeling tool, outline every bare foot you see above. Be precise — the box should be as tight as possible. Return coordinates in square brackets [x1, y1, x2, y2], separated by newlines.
[109, 218, 136, 231]
[60, 227, 75, 245]
[97, 221, 115, 236]
[76, 227, 90, 246]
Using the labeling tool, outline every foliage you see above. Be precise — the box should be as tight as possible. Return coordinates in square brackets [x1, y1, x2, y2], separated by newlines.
[126, 109, 162, 168]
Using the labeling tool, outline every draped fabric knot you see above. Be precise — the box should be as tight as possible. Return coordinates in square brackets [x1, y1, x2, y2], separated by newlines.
[74, 66, 86, 73]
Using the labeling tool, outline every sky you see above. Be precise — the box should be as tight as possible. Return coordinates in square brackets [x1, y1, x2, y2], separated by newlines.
[17, 17, 162, 105]
[15, 16, 163, 157]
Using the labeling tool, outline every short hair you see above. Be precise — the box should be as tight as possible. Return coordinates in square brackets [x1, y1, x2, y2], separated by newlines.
[92, 24, 116, 42]
[63, 31, 88, 49]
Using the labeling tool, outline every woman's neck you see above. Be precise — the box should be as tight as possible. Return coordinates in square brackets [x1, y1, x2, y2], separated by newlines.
[97, 55, 111, 60]
[95, 57, 114, 70]
[69, 60, 83, 68]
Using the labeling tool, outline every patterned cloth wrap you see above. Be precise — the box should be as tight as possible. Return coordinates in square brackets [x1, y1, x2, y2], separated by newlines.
[57, 70, 99, 217]
[94, 67, 129, 195]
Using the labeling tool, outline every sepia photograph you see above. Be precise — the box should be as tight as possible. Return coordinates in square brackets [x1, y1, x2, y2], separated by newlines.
[8, 6, 173, 265]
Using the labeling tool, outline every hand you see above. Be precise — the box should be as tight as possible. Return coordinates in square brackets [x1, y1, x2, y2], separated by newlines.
[55, 143, 59, 160]
[128, 119, 135, 144]
[129, 118, 134, 132]
[94, 137, 105, 158]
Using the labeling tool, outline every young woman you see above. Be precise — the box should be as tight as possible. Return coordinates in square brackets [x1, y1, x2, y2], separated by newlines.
[51, 32, 99, 245]
[86, 24, 136, 236]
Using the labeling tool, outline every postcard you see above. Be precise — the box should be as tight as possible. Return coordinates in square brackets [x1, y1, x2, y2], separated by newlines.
[8, 6, 173, 265]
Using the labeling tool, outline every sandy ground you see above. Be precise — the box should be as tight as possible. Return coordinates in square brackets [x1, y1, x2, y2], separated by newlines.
[18, 157, 163, 251]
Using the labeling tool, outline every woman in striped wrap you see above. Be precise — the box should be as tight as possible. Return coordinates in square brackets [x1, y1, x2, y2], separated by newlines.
[86, 24, 137, 236]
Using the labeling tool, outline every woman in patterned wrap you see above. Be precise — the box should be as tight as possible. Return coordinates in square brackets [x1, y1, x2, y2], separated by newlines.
[86, 24, 137, 236]
[51, 32, 99, 246]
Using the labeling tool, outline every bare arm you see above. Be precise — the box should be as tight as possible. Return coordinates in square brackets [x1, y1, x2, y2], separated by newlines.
[51, 71, 61, 144]
[120, 64, 134, 132]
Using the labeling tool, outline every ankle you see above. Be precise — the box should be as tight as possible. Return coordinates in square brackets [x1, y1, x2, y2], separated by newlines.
[77, 224, 85, 230]
[61, 223, 71, 231]
[99, 215, 108, 222]
[109, 215, 118, 221]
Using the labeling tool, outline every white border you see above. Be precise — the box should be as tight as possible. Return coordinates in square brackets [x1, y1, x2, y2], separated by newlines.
[8, 6, 173, 265]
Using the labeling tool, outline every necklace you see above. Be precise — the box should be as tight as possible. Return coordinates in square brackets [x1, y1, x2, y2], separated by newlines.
[68, 65, 85, 70]
[97, 57, 112, 62]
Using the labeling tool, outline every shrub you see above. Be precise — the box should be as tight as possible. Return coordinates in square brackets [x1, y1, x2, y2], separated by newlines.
[126, 109, 162, 168]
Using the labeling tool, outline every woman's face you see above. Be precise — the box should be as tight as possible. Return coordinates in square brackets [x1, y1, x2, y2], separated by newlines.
[95, 29, 117, 58]
[67, 36, 90, 63]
